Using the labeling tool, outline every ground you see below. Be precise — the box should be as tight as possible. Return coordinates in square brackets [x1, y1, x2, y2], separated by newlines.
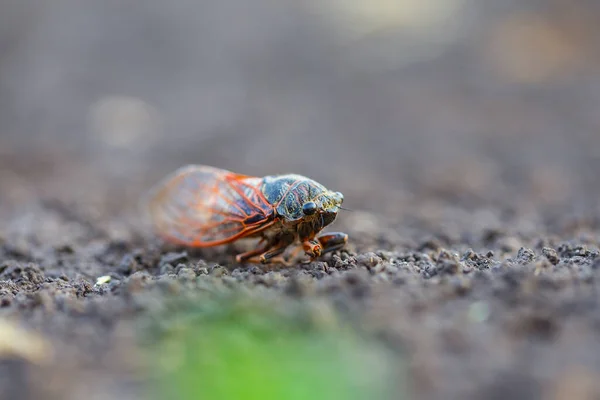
[2, 149, 600, 400]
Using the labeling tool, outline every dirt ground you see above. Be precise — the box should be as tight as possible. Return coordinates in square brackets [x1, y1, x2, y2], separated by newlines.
[3, 1, 600, 399]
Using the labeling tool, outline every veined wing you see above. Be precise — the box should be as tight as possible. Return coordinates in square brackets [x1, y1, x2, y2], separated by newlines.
[144, 165, 275, 246]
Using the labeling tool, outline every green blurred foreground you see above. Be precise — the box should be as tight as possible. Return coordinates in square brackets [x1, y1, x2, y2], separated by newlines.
[143, 292, 402, 400]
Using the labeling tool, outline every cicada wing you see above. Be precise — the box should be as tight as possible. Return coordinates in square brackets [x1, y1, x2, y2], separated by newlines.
[144, 165, 275, 247]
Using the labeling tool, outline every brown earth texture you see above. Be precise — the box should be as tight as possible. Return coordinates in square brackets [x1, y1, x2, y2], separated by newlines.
[2, 1, 600, 399]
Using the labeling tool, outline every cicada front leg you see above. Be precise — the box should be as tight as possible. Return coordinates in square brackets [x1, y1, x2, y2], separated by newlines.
[302, 232, 348, 262]
[316, 232, 348, 255]
[302, 239, 322, 258]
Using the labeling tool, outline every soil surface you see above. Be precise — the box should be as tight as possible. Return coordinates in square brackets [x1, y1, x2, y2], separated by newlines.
[2, 1, 600, 399]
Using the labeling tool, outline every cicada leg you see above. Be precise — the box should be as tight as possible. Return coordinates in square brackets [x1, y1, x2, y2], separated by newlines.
[259, 246, 292, 265]
[236, 233, 295, 265]
[235, 242, 272, 264]
[235, 233, 272, 263]
[300, 232, 348, 262]
[302, 239, 322, 258]
[316, 232, 348, 255]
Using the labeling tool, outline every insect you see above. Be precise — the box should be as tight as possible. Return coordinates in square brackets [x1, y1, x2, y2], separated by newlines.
[144, 165, 348, 265]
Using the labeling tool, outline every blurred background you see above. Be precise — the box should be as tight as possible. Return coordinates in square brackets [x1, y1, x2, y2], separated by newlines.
[2, 2, 600, 399]
[1, 0, 600, 218]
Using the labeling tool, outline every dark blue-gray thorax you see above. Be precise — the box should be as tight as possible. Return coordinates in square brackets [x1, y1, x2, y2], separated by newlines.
[261, 174, 327, 221]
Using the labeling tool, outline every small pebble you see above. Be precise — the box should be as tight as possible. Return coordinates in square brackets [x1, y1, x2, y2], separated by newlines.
[209, 265, 229, 277]
[177, 268, 196, 281]
[542, 247, 560, 265]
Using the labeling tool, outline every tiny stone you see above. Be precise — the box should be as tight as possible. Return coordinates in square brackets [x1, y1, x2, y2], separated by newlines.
[95, 275, 112, 286]
[195, 260, 209, 275]
[159, 263, 175, 275]
[247, 266, 262, 275]
[175, 263, 189, 274]
[462, 249, 476, 260]
[117, 254, 138, 274]
[542, 247, 560, 265]
[177, 267, 196, 281]
[516, 247, 536, 265]
[356, 253, 382, 269]
[125, 271, 151, 293]
[209, 265, 229, 277]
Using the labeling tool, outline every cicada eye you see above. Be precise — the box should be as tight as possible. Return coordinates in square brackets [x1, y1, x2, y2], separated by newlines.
[335, 192, 344, 204]
[302, 202, 318, 216]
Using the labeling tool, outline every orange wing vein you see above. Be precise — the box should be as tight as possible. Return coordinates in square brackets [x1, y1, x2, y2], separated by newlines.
[144, 165, 275, 247]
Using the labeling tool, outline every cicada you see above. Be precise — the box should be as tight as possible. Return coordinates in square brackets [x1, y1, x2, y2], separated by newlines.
[144, 165, 348, 264]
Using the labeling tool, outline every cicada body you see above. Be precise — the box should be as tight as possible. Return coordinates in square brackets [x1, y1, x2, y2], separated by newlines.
[144, 165, 348, 264]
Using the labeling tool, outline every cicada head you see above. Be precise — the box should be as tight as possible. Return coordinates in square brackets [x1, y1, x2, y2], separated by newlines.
[298, 189, 344, 228]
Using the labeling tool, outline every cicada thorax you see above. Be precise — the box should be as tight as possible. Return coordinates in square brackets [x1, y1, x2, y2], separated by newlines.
[260, 174, 339, 241]
[261, 175, 328, 219]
